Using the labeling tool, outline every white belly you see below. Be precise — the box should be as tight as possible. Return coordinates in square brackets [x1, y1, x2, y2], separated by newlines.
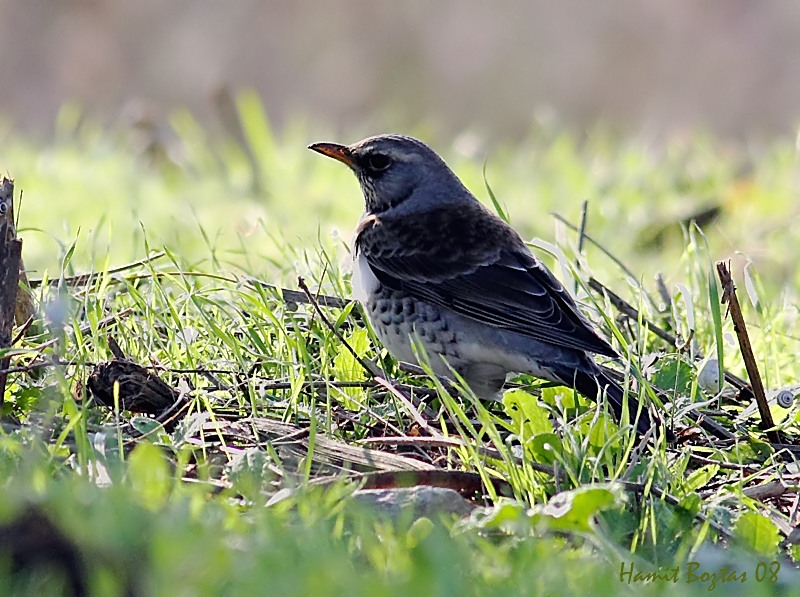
[351, 250, 380, 304]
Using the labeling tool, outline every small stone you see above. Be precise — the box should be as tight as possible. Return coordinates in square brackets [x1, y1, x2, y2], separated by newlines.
[351, 486, 475, 520]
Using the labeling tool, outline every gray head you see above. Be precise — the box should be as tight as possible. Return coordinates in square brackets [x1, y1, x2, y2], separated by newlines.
[308, 134, 472, 214]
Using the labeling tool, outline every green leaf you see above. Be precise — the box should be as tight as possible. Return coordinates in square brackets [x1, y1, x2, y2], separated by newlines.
[694, 223, 725, 394]
[130, 416, 166, 438]
[405, 517, 434, 548]
[528, 433, 563, 465]
[503, 389, 553, 438]
[227, 447, 275, 501]
[677, 492, 702, 517]
[539, 385, 577, 410]
[333, 329, 370, 409]
[61, 234, 79, 276]
[532, 485, 622, 533]
[746, 437, 774, 462]
[474, 501, 530, 535]
[651, 355, 694, 396]
[128, 442, 171, 510]
[683, 464, 719, 493]
[733, 512, 781, 557]
[584, 413, 619, 448]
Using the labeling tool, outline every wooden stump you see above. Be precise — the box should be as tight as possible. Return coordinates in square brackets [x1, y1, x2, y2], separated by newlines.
[0, 178, 22, 408]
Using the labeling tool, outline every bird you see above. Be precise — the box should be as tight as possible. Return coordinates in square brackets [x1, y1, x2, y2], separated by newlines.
[309, 134, 663, 437]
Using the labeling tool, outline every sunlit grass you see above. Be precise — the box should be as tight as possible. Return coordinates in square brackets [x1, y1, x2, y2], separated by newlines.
[2, 97, 800, 594]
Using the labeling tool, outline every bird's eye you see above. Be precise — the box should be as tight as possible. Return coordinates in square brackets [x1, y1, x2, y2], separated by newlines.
[366, 153, 392, 174]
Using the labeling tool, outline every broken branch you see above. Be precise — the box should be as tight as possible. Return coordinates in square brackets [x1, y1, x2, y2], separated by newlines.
[716, 261, 779, 443]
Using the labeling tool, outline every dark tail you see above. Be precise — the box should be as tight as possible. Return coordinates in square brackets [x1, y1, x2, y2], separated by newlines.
[563, 367, 672, 441]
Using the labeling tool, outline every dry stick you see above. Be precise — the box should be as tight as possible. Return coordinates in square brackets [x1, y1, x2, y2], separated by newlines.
[5, 185, 35, 331]
[687, 452, 760, 472]
[361, 436, 557, 476]
[10, 316, 34, 346]
[297, 276, 382, 378]
[31, 262, 349, 311]
[373, 377, 441, 436]
[297, 276, 429, 441]
[741, 480, 792, 502]
[0, 241, 21, 406]
[254, 278, 348, 309]
[589, 277, 735, 441]
[27, 251, 168, 287]
[588, 277, 676, 346]
[97, 270, 349, 309]
[0, 177, 22, 407]
[297, 277, 444, 440]
[716, 261, 780, 443]
[556, 211, 748, 385]
[0, 356, 70, 377]
[589, 277, 747, 389]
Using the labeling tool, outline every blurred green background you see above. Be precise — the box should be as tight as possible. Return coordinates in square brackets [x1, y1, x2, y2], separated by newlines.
[3, 2, 800, 286]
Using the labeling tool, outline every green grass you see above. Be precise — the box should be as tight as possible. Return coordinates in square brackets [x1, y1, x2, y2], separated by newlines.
[2, 96, 800, 595]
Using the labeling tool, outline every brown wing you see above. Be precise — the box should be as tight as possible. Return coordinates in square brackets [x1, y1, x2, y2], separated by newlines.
[355, 202, 617, 358]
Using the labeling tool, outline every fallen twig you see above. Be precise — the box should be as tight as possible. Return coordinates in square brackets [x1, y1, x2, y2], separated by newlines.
[588, 277, 677, 347]
[27, 251, 168, 287]
[687, 452, 760, 472]
[10, 316, 34, 346]
[742, 479, 793, 502]
[30, 261, 350, 311]
[256, 277, 349, 309]
[559, 212, 749, 390]
[360, 436, 557, 476]
[589, 276, 746, 389]
[552, 211, 642, 286]
[297, 276, 446, 439]
[297, 275, 381, 377]
[0, 356, 80, 377]
[243, 416, 436, 473]
[373, 376, 439, 435]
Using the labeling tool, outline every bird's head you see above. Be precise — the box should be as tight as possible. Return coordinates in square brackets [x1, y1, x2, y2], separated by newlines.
[308, 134, 471, 214]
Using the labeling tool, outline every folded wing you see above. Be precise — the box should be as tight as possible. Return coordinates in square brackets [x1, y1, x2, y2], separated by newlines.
[355, 203, 617, 358]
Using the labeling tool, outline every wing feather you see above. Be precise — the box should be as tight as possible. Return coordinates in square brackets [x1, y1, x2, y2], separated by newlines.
[355, 204, 617, 358]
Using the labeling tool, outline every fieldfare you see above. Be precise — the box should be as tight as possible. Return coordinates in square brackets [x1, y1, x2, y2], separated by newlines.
[309, 134, 663, 436]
